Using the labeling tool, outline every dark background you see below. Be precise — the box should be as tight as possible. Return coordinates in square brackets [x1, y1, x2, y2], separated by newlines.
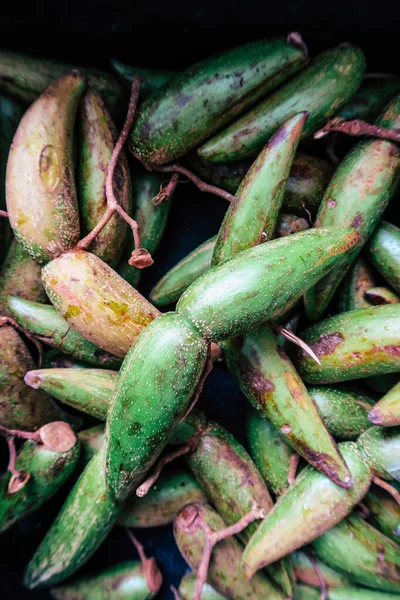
[0, 0, 399, 598]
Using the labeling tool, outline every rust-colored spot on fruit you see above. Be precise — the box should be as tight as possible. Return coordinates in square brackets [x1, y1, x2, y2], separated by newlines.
[39, 145, 60, 191]
[327, 198, 337, 209]
[307, 332, 344, 357]
[64, 305, 81, 319]
[351, 212, 363, 228]
[283, 370, 307, 408]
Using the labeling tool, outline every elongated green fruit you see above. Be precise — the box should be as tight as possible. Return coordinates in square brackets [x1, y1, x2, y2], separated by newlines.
[177, 227, 360, 341]
[0, 325, 67, 430]
[337, 257, 375, 313]
[24, 447, 120, 589]
[338, 76, 400, 121]
[78, 87, 131, 268]
[212, 112, 308, 265]
[246, 406, 294, 496]
[150, 236, 217, 306]
[367, 221, 400, 294]
[6, 73, 84, 264]
[308, 386, 373, 440]
[0, 49, 126, 119]
[179, 573, 228, 600]
[312, 514, 400, 592]
[50, 560, 162, 600]
[0, 437, 80, 533]
[369, 381, 400, 426]
[224, 324, 352, 487]
[0, 239, 46, 314]
[199, 44, 365, 162]
[277, 213, 310, 237]
[291, 551, 351, 588]
[241, 442, 371, 578]
[41, 250, 160, 357]
[106, 312, 208, 501]
[78, 424, 105, 466]
[364, 484, 400, 542]
[365, 286, 400, 305]
[130, 36, 308, 165]
[111, 59, 175, 98]
[7, 296, 122, 369]
[24, 368, 118, 420]
[358, 426, 400, 481]
[185, 419, 293, 596]
[188, 152, 333, 217]
[304, 95, 400, 320]
[118, 167, 172, 288]
[174, 503, 285, 600]
[118, 467, 206, 528]
[296, 304, 400, 383]
[295, 584, 400, 600]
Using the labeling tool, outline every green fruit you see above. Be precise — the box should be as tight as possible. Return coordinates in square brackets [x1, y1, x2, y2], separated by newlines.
[367, 221, 400, 294]
[296, 305, 400, 383]
[369, 381, 400, 426]
[276, 213, 310, 237]
[364, 484, 400, 543]
[199, 44, 365, 162]
[179, 573, 228, 600]
[358, 426, 400, 481]
[241, 442, 372, 578]
[337, 257, 375, 313]
[0, 437, 80, 532]
[8, 296, 122, 369]
[6, 73, 84, 264]
[338, 76, 400, 121]
[292, 551, 352, 588]
[130, 36, 308, 165]
[365, 286, 400, 305]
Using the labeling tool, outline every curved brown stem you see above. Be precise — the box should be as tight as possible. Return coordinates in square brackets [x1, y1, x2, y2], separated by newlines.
[193, 504, 266, 600]
[77, 78, 152, 269]
[126, 530, 163, 594]
[271, 323, 321, 366]
[314, 118, 400, 143]
[0, 315, 44, 367]
[170, 585, 183, 600]
[288, 453, 300, 486]
[306, 551, 328, 600]
[0, 422, 41, 443]
[373, 475, 400, 505]
[152, 173, 180, 206]
[136, 441, 196, 497]
[357, 501, 370, 519]
[0, 209, 8, 218]
[152, 163, 235, 203]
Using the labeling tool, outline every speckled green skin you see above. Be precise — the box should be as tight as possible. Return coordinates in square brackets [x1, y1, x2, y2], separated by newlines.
[367, 221, 400, 294]
[338, 76, 400, 121]
[312, 514, 400, 592]
[118, 168, 172, 289]
[295, 584, 400, 600]
[77, 425, 105, 466]
[106, 312, 208, 501]
[0, 49, 127, 120]
[78, 88, 131, 268]
[118, 467, 206, 528]
[24, 368, 118, 420]
[242, 442, 372, 578]
[185, 419, 294, 597]
[6, 73, 84, 264]
[277, 213, 310, 237]
[150, 236, 217, 307]
[224, 324, 352, 487]
[0, 239, 46, 314]
[364, 485, 400, 543]
[174, 503, 285, 600]
[178, 227, 360, 341]
[130, 37, 308, 165]
[188, 152, 333, 218]
[296, 305, 400, 383]
[24, 447, 121, 589]
[111, 60, 175, 99]
[212, 112, 308, 265]
[304, 96, 400, 320]
[366, 287, 400, 305]
[308, 386, 373, 440]
[358, 426, 400, 481]
[199, 45, 365, 162]
[337, 257, 375, 313]
[179, 573, 228, 600]
[41, 250, 160, 358]
[50, 561, 160, 600]
[7, 296, 122, 369]
[246, 406, 293, 496]
[291, 551, 352, 588]
[0, 438, 80, 533]
[0, 325, 67, 430]
[369, 381, 400, 426]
